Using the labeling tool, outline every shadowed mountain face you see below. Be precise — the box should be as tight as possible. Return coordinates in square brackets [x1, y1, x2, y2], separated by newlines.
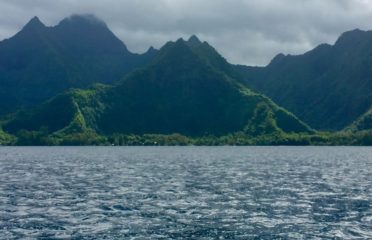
[237, 29, 372, 131]
[0, 15, 157, 116]
[3, 37, 311, 137]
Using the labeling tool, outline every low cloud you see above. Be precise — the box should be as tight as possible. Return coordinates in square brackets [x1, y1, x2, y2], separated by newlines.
[1, 0, 372, 65]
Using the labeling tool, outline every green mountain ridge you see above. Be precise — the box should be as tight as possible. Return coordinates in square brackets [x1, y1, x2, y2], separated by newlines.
[237, 29, 372, 131]
[346, 107, 372, 132]
[1, 15, 372, 145]
[2, 37, 312, 144]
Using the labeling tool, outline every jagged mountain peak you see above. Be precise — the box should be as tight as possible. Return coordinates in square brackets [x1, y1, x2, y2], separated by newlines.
[175, 37, 186, 43]
[58, 14, 107, 28]
[21, 16, 46, 32]
[54, 14, 131, 55]
[145, 46, 157, 54]
[334, 28, 372, 47]
[28, 16, 44, 25]
[268, 53, 286, 66]
[162, 36, 208, 51]
[188, 35, 201, 42]
[187, 35, 202, 46]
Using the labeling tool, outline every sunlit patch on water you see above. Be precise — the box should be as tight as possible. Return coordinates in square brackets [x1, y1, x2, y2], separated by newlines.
[0, 146, 371, 239]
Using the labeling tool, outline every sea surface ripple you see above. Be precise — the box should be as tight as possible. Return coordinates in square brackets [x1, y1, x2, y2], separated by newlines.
[0, 146, 371, 239]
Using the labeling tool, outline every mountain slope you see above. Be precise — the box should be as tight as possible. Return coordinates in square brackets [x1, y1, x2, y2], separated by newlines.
[3, 38, 311, 138]
[0, 15, 156, 116]
[237, 29, 372, 130]
[346, 107, 372, 132]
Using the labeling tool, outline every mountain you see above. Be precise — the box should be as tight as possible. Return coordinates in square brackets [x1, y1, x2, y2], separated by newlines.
[2, 36, 311, 139]
[346, 107, 372, 132]
[237, 29, 372, 130]
[0, 14, 156, 116]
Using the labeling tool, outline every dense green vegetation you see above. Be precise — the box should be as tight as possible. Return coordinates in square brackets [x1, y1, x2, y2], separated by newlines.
[1, 37, 312, 143]
[1, 129, 371, 146]
[106, 131, 372, 146]
[237, 29, 372, 131]
[0, 15, 371, 146]
[98, 38, 311, 136]
[0, 128, 15, 145]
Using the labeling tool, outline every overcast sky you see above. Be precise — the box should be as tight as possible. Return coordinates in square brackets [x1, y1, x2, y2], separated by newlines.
[1, 0, 372, 66]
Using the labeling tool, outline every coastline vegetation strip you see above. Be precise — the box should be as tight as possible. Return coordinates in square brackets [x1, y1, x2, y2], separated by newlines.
[2, 130, 371, 146]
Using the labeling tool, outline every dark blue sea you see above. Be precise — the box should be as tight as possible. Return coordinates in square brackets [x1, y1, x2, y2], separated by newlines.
[0, 146, 371, 239]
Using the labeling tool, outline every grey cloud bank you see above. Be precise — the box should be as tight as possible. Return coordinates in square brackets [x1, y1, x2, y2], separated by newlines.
[1, 0, 372, 66]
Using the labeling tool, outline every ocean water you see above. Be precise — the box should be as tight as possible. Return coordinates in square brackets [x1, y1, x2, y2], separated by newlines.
[0, 146, 371, 239]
